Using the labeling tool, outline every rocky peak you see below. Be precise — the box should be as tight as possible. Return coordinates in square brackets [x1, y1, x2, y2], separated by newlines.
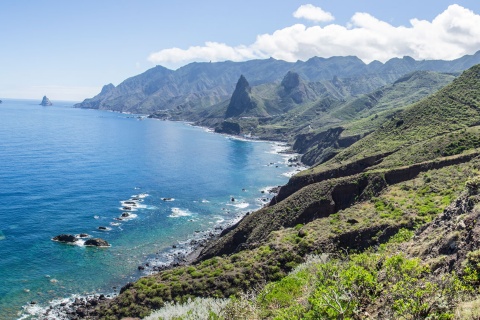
[225, 75, 256, 118]
[234, 75, 251, 94]
[100, 83, 115, 95]
[281, 71, 301, 91]
[40, 96, 52, 106]
[280, 71, 309, 104]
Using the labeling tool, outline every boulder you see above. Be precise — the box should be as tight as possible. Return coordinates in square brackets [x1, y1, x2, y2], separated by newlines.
[53, 234, 77, 243]
[84, 238, 110, 247]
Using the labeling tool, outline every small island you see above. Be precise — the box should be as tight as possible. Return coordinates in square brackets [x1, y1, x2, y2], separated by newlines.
[40, 96, 52, 106]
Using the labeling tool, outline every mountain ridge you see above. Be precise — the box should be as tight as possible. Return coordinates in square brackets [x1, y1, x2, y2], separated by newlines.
[75, 52, 480, 114]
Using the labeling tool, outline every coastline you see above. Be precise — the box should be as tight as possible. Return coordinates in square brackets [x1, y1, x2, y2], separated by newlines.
[20, 118, 306, 319]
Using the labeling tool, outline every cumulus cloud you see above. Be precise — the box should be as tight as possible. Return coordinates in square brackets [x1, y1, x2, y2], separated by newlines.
[148, 4, 480, 68]
[293, 4, 335, 23]
[148, 42, 262, 67]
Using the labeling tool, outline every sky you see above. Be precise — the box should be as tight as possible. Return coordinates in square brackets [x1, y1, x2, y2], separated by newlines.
[1, 1, 480, 101]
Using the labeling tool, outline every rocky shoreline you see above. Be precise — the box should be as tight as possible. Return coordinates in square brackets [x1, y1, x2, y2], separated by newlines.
[28, 131, 304, 319]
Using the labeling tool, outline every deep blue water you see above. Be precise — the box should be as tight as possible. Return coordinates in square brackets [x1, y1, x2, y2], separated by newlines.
[0, 99, 297, 319]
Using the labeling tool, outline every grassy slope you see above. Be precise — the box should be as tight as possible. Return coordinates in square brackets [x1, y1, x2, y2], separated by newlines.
[336, 65, 480, 163]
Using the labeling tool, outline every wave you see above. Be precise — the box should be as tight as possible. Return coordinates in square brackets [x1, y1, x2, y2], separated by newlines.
[226, 200, 250, 209]
[168, 208, 193, 218]
[118, 213, 138, 221]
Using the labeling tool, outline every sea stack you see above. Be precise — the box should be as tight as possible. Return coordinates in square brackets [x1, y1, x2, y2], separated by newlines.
[40, 96, 53, 106]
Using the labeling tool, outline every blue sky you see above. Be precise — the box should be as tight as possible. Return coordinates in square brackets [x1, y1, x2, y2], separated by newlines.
[1, 1, 480, 101]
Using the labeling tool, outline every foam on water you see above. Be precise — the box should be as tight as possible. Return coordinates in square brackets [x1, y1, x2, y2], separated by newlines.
[169, 207, 193, 218]
[227, 201, 250, 209]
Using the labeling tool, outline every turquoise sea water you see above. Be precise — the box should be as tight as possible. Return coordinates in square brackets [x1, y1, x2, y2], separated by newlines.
[0, 100, 298, 319]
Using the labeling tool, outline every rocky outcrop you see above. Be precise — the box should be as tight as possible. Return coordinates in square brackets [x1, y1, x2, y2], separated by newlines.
[52, 234, 77, 243]
[215, 121, 241, 135]
[280, 71, 309, 104]
[84, 238, 110, 247]
[292, 127, 366, 166]
[40, 96, 52, 106]
[225, 75, 258, 118]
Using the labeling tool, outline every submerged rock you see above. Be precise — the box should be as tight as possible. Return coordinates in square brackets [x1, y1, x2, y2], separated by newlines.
[84, 238, 110, 247]
[52, 234, 77, 243]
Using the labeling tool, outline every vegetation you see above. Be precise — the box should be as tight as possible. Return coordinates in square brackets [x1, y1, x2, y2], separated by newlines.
[87, 65, 480, 319]
[97, 157, 480, 318]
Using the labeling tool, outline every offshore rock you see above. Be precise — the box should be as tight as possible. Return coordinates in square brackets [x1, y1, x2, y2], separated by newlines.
[52, 234, 77, 243]
[40, 96, 53, 106]
[84, 238, 110, 247]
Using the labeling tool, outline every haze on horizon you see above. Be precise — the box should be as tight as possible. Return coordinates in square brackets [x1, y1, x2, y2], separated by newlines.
[1, 0, 480, 101]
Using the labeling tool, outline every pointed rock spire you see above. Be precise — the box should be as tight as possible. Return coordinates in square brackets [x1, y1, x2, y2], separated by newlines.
[225, 75, 256, 118]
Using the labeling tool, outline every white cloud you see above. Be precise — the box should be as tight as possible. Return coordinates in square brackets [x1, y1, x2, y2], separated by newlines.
[148, 4, 480, 68]
[293, 4, 334, 23]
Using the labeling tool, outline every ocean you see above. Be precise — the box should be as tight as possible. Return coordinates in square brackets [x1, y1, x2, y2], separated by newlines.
[0, 99, 300, 319]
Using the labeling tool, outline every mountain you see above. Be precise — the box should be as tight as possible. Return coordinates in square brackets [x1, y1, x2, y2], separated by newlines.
[89, 63, 480, 319]
[174, 69, 453, 145]
[75, 52, 480, 114]
[294, 70, 456, 165]
[224, 75, 262, 118]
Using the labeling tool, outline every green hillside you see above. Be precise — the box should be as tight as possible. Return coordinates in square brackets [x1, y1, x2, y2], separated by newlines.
[69, 64, 480, 320]
[335, 64, 480, 165]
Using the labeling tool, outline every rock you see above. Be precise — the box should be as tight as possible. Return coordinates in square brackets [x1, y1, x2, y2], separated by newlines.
[138, 265, 145, 270]
[162, 197, 173, 201]
[123, 206, 132, 210]
[268, 186, 281, 194]
[40, 96, 53, 106]
[225, 75, 257, 118]
[121, 212, 130, 217]
[52, 234, 77, 243]
[76, 308, 86, 317]
[84, 238, 110, 247]
[78, 233, 89, 238]
[297, 229, 308, 238]
[231, 197, 235, 202]
[98, 226, 107, 230]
